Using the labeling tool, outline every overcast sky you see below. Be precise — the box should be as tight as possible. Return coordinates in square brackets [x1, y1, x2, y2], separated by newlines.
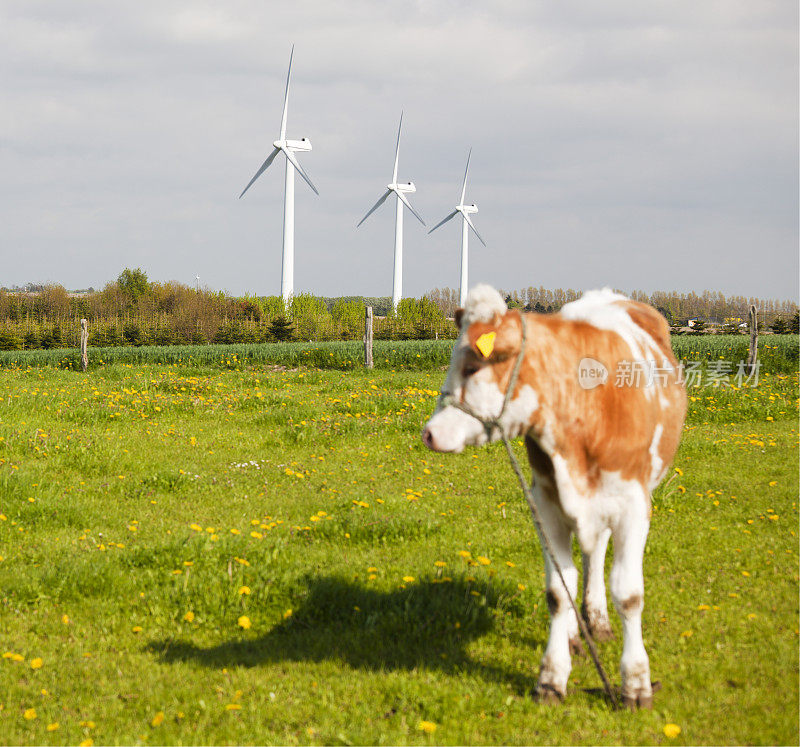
[1, 1, 797, 301]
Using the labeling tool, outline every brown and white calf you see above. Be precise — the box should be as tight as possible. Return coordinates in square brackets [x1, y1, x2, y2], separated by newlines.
[422, 285, 686, 708]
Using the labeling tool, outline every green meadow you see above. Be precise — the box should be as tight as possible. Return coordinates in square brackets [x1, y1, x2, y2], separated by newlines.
[0, 358, 797, 745]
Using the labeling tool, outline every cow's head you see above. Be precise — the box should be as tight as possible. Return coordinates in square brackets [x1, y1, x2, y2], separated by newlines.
[422, 285, 538, 453]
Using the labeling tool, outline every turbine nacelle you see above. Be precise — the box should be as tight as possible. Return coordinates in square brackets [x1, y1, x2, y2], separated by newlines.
[457, 204, 478, 215]
[275, 138, 312, 153]
[390, 182, 416, 194]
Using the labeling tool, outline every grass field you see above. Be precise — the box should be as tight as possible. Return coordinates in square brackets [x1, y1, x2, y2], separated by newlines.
[0, 360, 797, 745]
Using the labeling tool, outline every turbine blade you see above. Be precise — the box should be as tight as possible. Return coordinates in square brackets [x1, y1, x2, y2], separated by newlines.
[464, 214, 486, 246]
[392, 111, 403, 184]
[280, 45, 294, 140]
[427, 210, 458, 234]
[397, 190, 426, 226]
[284, 148, 319, 195]
[239, 147, 280, 198]
[356, 189, 392, 227]
[460, 148, 472, 206]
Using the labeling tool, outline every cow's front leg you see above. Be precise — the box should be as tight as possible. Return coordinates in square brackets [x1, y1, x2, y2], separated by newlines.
[610, 498, 652, 710]
[531, 484, 579, 703]
[582, 527, 614, 641]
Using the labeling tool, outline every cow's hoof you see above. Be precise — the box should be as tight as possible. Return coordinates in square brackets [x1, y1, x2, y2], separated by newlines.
[621, 684, 659, 711]
[569, 636, 585, 656]
[589, 620, 614, 642]
[534, 683, 564, 705]
[582, 608, 615, 641]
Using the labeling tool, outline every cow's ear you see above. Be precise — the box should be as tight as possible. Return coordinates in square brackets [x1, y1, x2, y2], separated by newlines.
[467, 312, 523, 360]
[454, 308, 464, 330]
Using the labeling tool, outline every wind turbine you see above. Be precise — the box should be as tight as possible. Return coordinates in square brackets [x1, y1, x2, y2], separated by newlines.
[356, 112, 425, 310]
[239, 45, 318, 304]
[428, 148, 486, 308]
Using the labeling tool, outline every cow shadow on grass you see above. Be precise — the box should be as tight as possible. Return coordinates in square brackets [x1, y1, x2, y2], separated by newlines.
[147, 575, 548, 695]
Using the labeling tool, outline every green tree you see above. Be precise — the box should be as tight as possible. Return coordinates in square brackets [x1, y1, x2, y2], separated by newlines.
[290, 294, 333, 340]
[118, 268, 150, 302]
[269, 316, 295, 342]
[790, 311, 799, 335]
[332, 299, 366, 340]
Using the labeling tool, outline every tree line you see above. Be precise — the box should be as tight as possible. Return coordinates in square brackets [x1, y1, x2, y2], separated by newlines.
[0, 270, 796, 350]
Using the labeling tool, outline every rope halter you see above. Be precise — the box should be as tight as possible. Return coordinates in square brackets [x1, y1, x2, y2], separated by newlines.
[436, 309, 529, 441]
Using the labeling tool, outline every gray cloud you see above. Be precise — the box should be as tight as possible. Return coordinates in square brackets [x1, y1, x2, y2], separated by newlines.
[1, 1, 797, 300]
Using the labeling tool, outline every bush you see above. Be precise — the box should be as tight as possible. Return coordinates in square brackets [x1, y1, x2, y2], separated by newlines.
[123, 322, 147, 346]
[771, 317, 788, 335]
[150, 326, 175, 346]
[290, 294, 333, 341]
[331, 299, 366, 340]
[40, 324, 63, 349]
[269, 317, 295, 342]
[257, 296, 286, 321]
[214, 321, 257, 344]
[0, 330, 23, 350]
[23, 329, 41, 350]
[90, 324, 122, 347]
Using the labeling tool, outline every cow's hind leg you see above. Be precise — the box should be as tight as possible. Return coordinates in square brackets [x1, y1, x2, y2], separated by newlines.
[582, 527, 614, 641]
[610, 496, 653, 710]
[531, 484, 579, 703]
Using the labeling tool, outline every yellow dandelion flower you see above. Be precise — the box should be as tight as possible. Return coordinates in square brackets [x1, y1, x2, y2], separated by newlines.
[680, 630, 693, 638]
[663, 723, 681, 738]
[458, 550, 472, 559]
[238, 616, 251, 629]
[403, 576, 415, 583]
[434, 561, 446, 568]
[132, 626, 143, 633]
[23, 708, 37, 720]
[46, 723, 60, 731]
[238, 586, 251, 596]
[79, 739, 94, 747]
[151, 712, 165, 727]
[476, 556, 491, 565]
[283, 609, 293, 619]
[417, 720, 437, 733]
[225, 703, 242, 711]
[183, 611, 195, 622]
[30, 657, 43, 669]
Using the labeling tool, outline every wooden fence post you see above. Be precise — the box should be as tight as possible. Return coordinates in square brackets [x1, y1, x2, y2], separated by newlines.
[80, 319, 89, 372]
[746, 305, 757, 374]
[364, 306, 373, 369]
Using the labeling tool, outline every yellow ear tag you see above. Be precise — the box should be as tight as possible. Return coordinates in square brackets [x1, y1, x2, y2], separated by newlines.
[475, 331, 496, 358]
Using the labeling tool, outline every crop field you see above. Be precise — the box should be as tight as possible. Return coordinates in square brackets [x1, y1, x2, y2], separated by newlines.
[0, 356, 797, 744]
[0, 334, 797, 373]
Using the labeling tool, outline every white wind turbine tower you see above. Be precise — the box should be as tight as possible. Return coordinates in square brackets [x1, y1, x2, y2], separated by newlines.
[356, 112, 425, 310]
[428, 148, 486, 308]
[239, 45, 318, 304]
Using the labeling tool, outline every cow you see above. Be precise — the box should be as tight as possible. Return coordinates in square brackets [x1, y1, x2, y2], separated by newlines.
[422, 284, 687, 709]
